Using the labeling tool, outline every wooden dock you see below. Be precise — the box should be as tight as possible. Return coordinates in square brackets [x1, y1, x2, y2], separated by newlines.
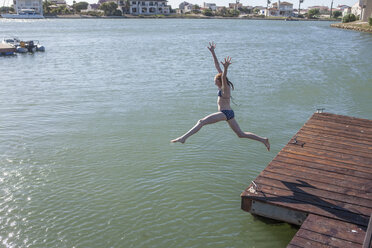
[241, 112, 372, 247]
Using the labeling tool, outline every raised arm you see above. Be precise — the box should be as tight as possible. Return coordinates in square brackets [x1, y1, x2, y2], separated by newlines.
[221, 56, 232, 89]
[208, 42, 222, 73]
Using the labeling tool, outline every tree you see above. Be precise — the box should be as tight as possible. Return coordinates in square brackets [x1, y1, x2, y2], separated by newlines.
[73, 1, 89, 13]
[192, 4, 200, 14]
[239, 7, 251, 14]
[0, 6, 15, 13]
[332, 10, 342, 18]
[298, 0, 303, 16]
[202, 8, 213, 16]
[43, 0, 52, 14]
[228, 9, 240, 17]
[308, 8, 320, 18]
[50, 5, 71, 15]
[99, 1, 118, 16]
[342, 13, 356, 23]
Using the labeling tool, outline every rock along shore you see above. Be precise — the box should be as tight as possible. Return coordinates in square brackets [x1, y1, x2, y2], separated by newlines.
[330, 21, 372, 33]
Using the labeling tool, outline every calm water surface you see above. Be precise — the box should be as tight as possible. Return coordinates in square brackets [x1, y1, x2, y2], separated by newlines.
[0, 18, 371, 247]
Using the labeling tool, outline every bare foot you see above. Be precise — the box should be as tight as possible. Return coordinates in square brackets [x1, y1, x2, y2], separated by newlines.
[171, 137, 185, 144]
[263, 138, 270, 151]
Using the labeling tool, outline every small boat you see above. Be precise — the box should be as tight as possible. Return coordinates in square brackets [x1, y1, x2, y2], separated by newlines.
[34, 40, 45, 52]
[2, 37, 45, 53]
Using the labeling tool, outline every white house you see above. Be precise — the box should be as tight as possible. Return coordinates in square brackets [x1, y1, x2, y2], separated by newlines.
[265, 1, 293, 16]
[253, 5, 266, 15]
[177, 1, 194, 13]
[81, 4, 104, 13]
[12, 0, 43, 15]
[128, 0, 169, 14]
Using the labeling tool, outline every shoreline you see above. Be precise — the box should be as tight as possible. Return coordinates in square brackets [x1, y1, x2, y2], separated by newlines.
[39, 14, 339, 21]
[330, 21, 372, 33]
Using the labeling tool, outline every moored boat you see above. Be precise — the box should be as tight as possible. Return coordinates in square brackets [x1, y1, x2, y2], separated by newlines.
[2, 37, 45, 53]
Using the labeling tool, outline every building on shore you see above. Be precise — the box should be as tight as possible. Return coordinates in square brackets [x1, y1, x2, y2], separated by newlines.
[128, 0, 170, 14]
[203, 2, 217, 11]
[81, 3, 103, 13]
[307, 5, 329, 13]
[177, 1, 194, 13]
[229, 2, 242, 9]
[254, 5, 266, 15]
[264, 1, 293, 17]
[11, 0, 43, 16]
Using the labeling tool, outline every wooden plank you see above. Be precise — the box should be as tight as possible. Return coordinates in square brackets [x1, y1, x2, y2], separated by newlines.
[268, 160, 371, 187]
[313, 113, 372, 129]
[250, 183, 372, 217]
[298, 128, 372, 149]
[312, 112, 372, 127]
[289, 136, 372, 159]
[243, 191, 369, 226]
[275, 154, 372, 180]
[254, 175, 372, 209]
[301, 125, 372, 143]
[309, 116, 372, 132]
[314, 112, 372, 126]
[287, 244, 302, 248]
[250, 199, 308, 225]
[289, 235, 333, 247]
[281, 145, 372, 169]
[295, 229, 361, 248]
[276, 152, 372, 176]
[363, 215, 372, 248]
[265, 162, 372, 193]
[303, 122, 372, 139]
[294, 132, 372, 157]
[307, 118, 372, 136]
[257, 170, 372, 200]
[301, 214, 366, 244]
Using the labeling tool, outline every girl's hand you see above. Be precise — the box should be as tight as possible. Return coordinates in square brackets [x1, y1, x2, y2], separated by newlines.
[221, 56, 232, 68]
[208, 42, 216, 52]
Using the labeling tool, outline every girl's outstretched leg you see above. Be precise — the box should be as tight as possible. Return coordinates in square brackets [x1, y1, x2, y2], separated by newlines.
[227, 118, 270, 151]
[171, 112, 226, 143]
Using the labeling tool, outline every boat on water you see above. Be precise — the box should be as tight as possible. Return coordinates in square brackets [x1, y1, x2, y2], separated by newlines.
[2, 37, 45, 53]
[1, 0, 44, 19]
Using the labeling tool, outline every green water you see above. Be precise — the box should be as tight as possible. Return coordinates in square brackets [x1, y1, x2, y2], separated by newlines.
[0, 19, 371, 247]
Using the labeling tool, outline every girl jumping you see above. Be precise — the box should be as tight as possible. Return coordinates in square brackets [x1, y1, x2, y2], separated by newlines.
[171, 42, 270, 151]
